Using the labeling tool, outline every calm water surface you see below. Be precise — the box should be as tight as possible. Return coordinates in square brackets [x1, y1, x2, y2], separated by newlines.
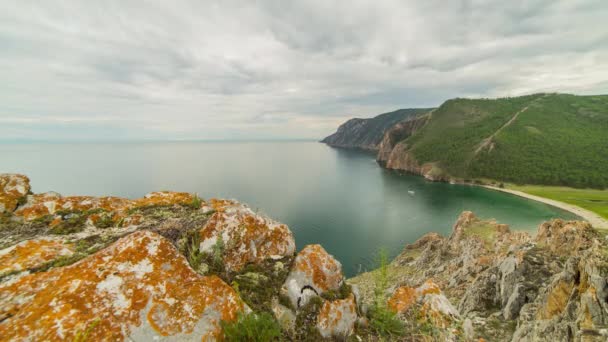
[1, 141, 576, 276]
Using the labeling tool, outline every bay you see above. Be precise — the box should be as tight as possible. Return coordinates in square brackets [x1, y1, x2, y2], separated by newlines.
[0, 141, 576, 276]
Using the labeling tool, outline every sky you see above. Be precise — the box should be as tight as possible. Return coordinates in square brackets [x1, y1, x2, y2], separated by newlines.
[1, 0, 607, 141]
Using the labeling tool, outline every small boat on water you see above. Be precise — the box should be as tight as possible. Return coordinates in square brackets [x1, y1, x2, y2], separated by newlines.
[408, 190, 415, 195]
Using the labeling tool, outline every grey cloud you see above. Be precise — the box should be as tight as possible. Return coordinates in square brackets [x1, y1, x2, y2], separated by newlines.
[0, 0, 607, 141]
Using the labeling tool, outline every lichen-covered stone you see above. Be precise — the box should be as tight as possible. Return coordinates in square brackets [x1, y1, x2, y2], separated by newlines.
[15, 194, 132, 221]
[0, 230, 243, 341]
[283, 244, 343, 309]
[133, 191, 196, 208]
[0, 174, 30, 213]
[0, 238, 73, 276]
[535, 219, 599, 255]
[389, 280, 459, 327]
[316, 294, 357, 338]
[199, 201, 295, 272]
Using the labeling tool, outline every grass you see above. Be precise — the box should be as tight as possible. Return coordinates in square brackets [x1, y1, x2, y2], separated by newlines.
[221, 312, 282, 342]
[508, 184, 608, 220]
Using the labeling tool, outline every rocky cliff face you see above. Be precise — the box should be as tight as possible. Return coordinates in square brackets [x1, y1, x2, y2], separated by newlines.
[2, 173, 607, 341]
[321, 108, 431, 151]
[349, 211, 608, 341]
[375, 113, 452, 181]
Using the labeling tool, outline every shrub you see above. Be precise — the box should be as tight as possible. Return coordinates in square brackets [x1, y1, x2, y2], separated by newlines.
[369, 248, 405, 338]
[189, 194, 203, 209]
[221, 312, 281, 342]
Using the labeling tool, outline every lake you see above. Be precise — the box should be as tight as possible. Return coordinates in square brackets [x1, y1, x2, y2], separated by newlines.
[1, 141, 576, 276]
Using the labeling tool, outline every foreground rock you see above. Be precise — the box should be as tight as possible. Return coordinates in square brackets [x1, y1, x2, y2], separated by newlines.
[0, 231, 244, 341]
[283, 244, 344, 309]
[198, 200, 295, 272]
[0, 174, 362, 341]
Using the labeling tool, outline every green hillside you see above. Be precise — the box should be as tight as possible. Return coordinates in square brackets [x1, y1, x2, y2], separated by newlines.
[405, 93, 608, 189]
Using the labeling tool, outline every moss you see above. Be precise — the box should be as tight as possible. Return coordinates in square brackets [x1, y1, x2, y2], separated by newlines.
[320, 282, 352, 301]
[229, 258, 293, 314]
[94, 215, 114, 229]
[49, 214, 87, 235]
[30, 253, 88, 273]
[294, 296, 325, 341]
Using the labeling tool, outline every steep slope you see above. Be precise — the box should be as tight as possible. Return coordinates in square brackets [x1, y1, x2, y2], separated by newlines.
[321, 108, 432, 151]
[381, 93, 608, 188]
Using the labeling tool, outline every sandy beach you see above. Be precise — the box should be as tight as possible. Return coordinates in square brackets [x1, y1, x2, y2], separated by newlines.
[483, 185, 608, 229]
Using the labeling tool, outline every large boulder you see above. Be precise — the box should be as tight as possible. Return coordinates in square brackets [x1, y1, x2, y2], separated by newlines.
[0, 174, 30, 213]
[283, 244, 344, 309]
[198, 201, 295, 272]
[0, 231, 244, 341]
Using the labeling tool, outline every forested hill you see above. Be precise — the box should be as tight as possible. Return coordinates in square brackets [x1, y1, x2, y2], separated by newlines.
[321, 108, 431, 151]
[396, 93, 608, 188]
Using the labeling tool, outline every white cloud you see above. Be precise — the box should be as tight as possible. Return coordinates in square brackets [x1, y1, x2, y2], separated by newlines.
[1, 0, 607, 141]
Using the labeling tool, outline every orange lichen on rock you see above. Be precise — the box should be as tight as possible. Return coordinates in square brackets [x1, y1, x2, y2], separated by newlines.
[537, 280, 574, 319]
[316, 294, 357, 338]
[283, 244, 344, 308]
[388, 286, 417, 313]
[133, 191, 196, 208]
[14, 194, 132, 221]
[388, 280, 459, 328]
[535, 219, 598, 255]
[0, 231, 243, 341]
[199, 201, 295, 272]
[0, 238, 74, 276]
[0, 174, 31, 213]
[206, 198, 238, 212]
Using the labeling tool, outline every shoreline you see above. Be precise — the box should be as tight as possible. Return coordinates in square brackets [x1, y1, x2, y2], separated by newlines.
[482, 185, 608, 229]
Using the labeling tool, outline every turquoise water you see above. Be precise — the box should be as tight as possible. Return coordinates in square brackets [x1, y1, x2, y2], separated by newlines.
[1, 141, 576, 276]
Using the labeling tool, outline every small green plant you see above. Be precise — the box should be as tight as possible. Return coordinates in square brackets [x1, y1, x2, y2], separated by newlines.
[212, 234, 225, 269]
[189, 194, 202, 209]
[221, 312, 281, 342]
[185, 232, 203, 271]
[369, 248, 405, 338]
[368, 305, 406, 337]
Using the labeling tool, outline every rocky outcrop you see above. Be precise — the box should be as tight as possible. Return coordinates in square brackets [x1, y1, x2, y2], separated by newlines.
[349, 211, 608, 341]
[322, 108, 431, 151]
[0, 174, 362, 341]
[0, 174, 30, 213]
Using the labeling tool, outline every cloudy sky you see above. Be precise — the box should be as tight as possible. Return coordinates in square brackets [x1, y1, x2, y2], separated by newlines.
[2, 0, 607, 141]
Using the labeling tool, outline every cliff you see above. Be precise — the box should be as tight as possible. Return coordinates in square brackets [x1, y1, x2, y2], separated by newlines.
[2, 173, 608, 341]
[321, 108, 431, 151]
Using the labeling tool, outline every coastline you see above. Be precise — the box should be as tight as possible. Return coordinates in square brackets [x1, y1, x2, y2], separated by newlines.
[483, 185, 608, 229]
